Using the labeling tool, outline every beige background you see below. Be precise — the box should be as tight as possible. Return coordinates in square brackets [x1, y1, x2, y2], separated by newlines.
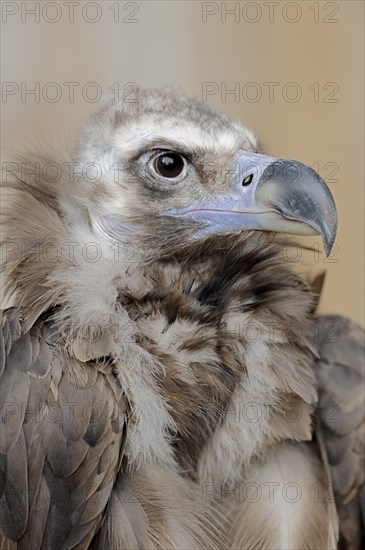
[1, 0, 364, 324]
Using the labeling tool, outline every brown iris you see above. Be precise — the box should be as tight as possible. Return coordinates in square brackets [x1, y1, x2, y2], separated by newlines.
[154, 152, 185, 179]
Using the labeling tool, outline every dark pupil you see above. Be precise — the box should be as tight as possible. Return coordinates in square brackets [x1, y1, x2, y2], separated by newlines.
[155, 153, 184, 178]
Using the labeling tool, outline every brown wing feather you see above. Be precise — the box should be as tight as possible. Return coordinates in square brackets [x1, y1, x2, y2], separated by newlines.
[0, 308, 128, 549]
[315, 315, 365, 550]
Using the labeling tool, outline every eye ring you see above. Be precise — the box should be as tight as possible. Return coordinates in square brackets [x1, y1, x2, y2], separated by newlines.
[149, 151, 187, 181]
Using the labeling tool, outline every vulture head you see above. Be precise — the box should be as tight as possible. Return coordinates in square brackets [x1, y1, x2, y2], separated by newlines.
[74, 88, 337, 260]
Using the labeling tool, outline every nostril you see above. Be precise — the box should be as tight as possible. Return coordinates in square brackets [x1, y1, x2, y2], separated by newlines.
[242, 174, 253, 187]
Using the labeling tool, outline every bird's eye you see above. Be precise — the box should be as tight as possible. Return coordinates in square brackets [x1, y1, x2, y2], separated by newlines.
[152, 152, 187, 180]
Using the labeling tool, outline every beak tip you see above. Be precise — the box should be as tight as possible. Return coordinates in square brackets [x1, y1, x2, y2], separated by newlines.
[324, 239, 334, 258]
[322, 216, 338, 257]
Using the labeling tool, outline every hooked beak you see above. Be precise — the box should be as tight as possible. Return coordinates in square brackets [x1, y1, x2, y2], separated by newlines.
[164, 150, 338, 256]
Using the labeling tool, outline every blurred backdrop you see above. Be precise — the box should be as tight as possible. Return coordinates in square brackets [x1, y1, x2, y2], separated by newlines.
[1, 0, 364, 324]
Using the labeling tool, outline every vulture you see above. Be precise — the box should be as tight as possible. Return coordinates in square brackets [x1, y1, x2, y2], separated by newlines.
[0, 87, 364, 550]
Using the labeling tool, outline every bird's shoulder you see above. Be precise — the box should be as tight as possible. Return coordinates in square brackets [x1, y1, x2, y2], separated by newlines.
[0, 308, 128, 548]
[314, 314, 365, 550]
